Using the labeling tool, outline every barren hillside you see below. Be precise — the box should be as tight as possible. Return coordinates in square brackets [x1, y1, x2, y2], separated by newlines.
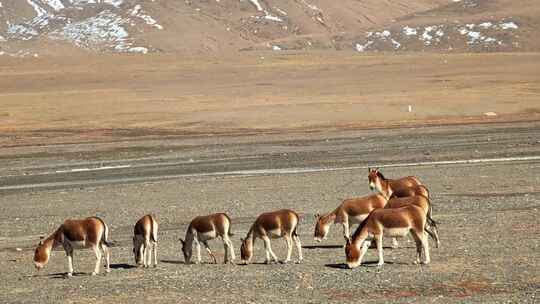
[0, 0, 537, 57]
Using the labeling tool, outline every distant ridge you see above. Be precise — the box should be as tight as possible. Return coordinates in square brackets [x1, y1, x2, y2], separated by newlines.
[0, 0, 538, 57]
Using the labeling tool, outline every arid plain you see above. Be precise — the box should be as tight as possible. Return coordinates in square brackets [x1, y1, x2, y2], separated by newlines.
[0, 51, 539, 303]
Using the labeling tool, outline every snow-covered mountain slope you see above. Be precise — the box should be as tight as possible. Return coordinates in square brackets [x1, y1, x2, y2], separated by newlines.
[0, 0, 537, 57]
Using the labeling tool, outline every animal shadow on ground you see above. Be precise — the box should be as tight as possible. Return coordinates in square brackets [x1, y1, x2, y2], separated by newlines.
[240, 261, 290, 266]
[110, 263, 137, 269]
[303, 244, 343, 249]
[324, 263, 349, 269]
[160, 259, 185, 264]
[325, 260, 407, 270]
[44, 272, 88, 279]
[361, 260, 409, 266]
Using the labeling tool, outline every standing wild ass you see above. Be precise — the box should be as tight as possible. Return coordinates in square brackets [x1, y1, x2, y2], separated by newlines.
[133, 214, 158, 267]
[345, 204, 430, 268]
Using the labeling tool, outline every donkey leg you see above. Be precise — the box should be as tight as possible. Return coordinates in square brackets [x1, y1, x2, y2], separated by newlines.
[92, 246, 102, 275]
[375, 234, 384, 266]
[342, 220, 350, 241]
[421, 232, 431, 264]
[293, 234, 303, 263]
[194, 239, 202, 264]
[203, 241, 217, 264]
[411, 230, 423, 264]
[356, 240, 370, 266]
[262, 236, 278, 263]
[283, 235, 293, 263]
[101, 243, 111, 273]
[222, 238, 229, 263]
[143, 240, 151, 267]
[223, 235, 235, 262]
[425, 225, 440, 249]
[152, 241, 158, 267]
[64, 244, 74, 277]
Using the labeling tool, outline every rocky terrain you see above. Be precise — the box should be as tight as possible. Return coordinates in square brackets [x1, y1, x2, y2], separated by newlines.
[1, 122, 539, 303]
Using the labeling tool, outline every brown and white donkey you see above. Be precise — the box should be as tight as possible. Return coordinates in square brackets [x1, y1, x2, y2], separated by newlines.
[385, 194, 440, 248]
[345, 203, 430, 268]
[368, 168, 440, 247]
[33, 217, 111, 276]
[180, 213, 235, 264]
[368, 168, 425, 200]
[241, 209, 302, 264]
[133, 214, 158, 268]
[314, 194, 388, 242]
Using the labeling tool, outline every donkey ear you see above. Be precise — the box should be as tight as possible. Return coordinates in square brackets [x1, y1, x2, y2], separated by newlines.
[178, 238, 184, 245]
[344, 236, 351, 244]
[314, 213, 320, 219]
[240, 237, 245, 242]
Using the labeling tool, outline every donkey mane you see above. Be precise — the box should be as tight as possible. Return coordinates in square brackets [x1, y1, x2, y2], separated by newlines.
[376, 170, 387, 181]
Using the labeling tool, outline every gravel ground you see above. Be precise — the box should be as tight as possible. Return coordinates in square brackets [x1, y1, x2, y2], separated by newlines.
[1, 125, 540, 303]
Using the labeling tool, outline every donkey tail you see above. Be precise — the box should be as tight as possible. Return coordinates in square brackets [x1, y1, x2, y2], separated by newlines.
[150, 215, 159, 243]
[93, 216, 113, 247]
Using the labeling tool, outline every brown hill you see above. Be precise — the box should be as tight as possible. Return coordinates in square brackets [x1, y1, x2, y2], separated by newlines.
[1, 0, 537, 56]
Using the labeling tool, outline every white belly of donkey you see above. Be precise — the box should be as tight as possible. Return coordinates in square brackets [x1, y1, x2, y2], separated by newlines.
[383, 227, 410, 237]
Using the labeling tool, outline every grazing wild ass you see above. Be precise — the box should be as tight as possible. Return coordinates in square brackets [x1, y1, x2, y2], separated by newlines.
[180, 213, 235, 264]
[314, 194, 388, 242]
[133, 214, 158, 267]
[368, 168, 424, 199]
[385, 194, 440, 248]
[369, 168, 440, 248]
[33, 217, 111, 276]
[241, 209, 302, 264]
[345, 204, 430, 268]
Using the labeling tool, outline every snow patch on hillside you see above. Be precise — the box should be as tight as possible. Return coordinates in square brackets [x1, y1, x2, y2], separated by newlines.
[130, 4, 163, 30]
[249, 0, 263, 11]
[42, 0, 65, 11]
[48, 10, 148, 53]
[67, 0, 124, 7]
[500, 22, 518, 30]
[1, 0, 159, 54]
[355, 19, 520, 52]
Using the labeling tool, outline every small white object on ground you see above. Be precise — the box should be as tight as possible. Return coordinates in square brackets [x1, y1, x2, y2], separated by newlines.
[484, 112, 497, 116]
[408, 105, 412, 112]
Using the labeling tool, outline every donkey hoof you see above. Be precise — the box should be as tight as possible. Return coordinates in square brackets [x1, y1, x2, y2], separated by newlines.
[105, 268, 111, 273]
[66, 272, 73, 277]
[91, 272, 98, 276]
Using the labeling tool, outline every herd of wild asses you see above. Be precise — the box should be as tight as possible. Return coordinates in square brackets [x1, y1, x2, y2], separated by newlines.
[33, 168, 440, 276]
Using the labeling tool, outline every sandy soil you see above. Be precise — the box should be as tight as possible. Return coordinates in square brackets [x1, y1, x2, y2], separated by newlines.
[1, 147, 539, 303]
[1, 52, 539, 147]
